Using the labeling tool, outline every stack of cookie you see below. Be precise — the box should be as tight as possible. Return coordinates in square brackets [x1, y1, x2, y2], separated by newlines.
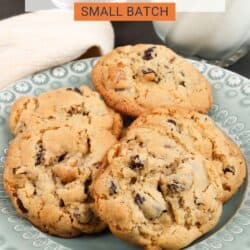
[3, 44, 246, 249]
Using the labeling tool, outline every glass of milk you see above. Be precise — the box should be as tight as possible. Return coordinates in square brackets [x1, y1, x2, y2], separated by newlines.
[153, 0, 250, 67]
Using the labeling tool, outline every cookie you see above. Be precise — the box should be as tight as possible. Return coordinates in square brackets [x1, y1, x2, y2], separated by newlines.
[94, 125, 223, 249]
[9, 85, 122, 137]
[4, 122, 117, 237]
[130, 108, 247, 202]
[92, 44, 212, 116]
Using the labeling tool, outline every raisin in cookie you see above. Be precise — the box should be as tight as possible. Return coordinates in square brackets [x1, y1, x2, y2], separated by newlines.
[130, 108, 247, 202]
[94, 126, 223, 249]
[4, 122, 117, 237]
[92, 44, 212, 116]
[9, 85, 122, 137]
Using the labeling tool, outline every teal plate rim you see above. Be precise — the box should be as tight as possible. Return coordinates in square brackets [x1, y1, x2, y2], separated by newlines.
[0, 57, 250, 250]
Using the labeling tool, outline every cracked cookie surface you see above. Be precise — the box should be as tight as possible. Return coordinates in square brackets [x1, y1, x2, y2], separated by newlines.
[92, 44, 212, 116]
[131, 108, 247, 202]
[93, 126, 223, 249]
[4, 123, 117, 237]
[9, 85, 122, 137]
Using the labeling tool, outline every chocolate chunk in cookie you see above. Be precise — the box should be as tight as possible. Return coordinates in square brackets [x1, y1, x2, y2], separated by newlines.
[129, 155, 144, 170]
[142, 46, 156, 60]
[35, 142, 45, 166]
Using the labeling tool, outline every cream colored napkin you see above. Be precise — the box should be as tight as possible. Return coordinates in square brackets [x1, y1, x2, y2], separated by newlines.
[0, 9, 114, 88]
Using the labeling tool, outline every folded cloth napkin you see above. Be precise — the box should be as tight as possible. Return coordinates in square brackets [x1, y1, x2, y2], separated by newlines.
[0, 9, 114, 88]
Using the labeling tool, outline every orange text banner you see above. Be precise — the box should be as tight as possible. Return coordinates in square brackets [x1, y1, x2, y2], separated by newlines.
[74, 2, 176, 21]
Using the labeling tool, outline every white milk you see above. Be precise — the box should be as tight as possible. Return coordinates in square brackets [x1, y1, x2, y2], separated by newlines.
[153, 0, 250, 62]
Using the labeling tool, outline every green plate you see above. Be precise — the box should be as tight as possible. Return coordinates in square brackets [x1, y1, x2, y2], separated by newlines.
[0, 58, 250, 250]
